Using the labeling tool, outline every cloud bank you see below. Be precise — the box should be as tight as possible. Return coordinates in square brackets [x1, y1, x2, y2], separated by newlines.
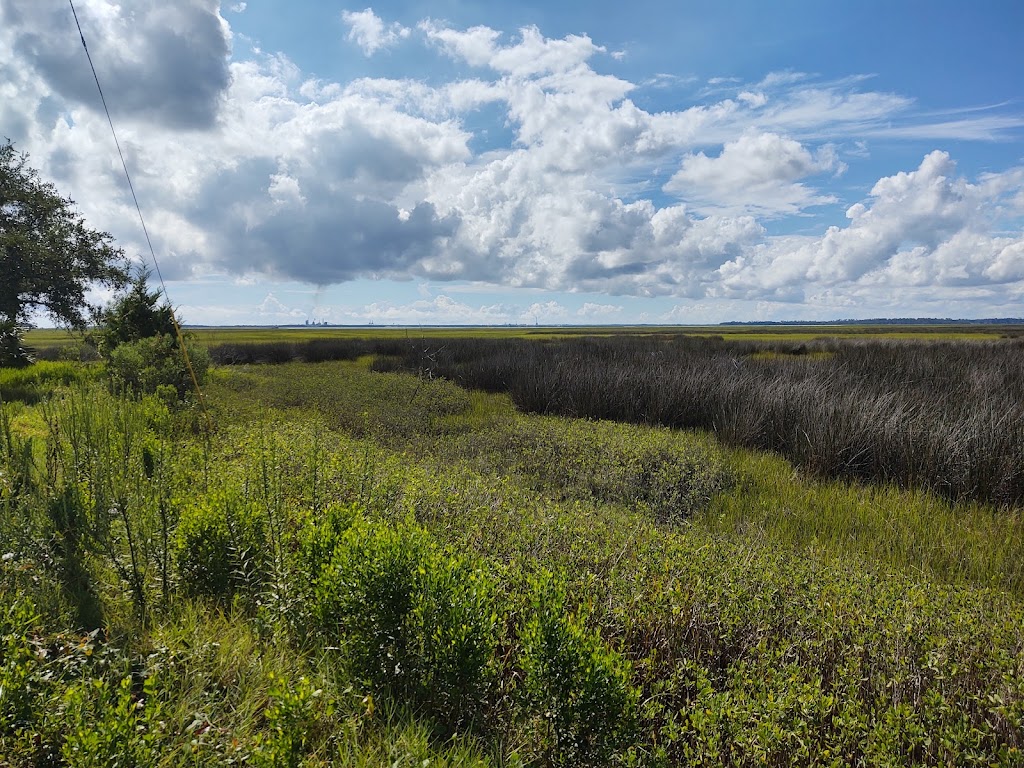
[1, 1, 1022, 321]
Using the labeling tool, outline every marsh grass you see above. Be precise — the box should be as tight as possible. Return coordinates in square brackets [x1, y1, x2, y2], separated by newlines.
[0, 360, 98, 404]
[201, 359, 1024, 593]
[3, 358, 1024, 765]
[704, 450, 1024, 592]
[373, 335, 1024, 508]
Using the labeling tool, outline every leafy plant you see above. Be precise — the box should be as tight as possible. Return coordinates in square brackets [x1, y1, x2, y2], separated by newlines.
[311, 514, 498, 731]
[175, 488, 267, 604]
[521, 570, 640, 767]
[60, 673, 167, 768]
[0, 597, 41, 736]
[106, 332, 209, 400]
[252, 673, 332, 768]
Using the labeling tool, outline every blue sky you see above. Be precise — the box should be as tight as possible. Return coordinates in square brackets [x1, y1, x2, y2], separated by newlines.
[2, 1, 1022, 324]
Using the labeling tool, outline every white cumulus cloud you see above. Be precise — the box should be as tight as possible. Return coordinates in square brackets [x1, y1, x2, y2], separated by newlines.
[714, 152, 1024, 302]
[0, 5, 1021, 322]
[342, 8, 410, 56]
[665, 130, 845, 216]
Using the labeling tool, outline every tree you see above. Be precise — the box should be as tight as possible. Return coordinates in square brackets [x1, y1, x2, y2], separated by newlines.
[95, 268, 210, 401]
[0, 140, 128, 366]
[94, 267, 177, 355]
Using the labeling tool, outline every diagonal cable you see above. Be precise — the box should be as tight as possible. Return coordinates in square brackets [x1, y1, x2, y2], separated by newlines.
[68, 0, 211, 431]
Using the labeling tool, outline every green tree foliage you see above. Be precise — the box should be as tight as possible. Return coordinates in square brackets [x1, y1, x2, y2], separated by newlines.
[93, 268, 177, 355]
[0, 141, 128, 366]
[0, 319, 35, 368]
[96, 269, 210, 400]
[105, 334, 210, 401]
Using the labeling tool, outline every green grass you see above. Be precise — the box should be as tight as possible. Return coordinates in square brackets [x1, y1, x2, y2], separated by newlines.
[0, 360, 99, 403]
[3, 356, 1024, 765]
[204, 359, 1024, 594]
[25, 322, 1019, 351]
[704, 451, 1024, 593]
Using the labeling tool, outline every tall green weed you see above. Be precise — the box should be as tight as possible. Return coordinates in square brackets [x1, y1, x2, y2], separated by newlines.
[521, 571, 639, 766]
[310, 514, 499, 732]
[175, 487, 268, 605]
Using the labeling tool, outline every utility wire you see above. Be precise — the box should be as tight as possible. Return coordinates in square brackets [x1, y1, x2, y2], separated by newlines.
[68, 0, 212, 433]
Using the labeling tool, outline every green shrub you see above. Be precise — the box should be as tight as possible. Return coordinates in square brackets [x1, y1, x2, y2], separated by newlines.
[295, 502, 360, 572]
[106, 333, 209, 400]
[93, 268, 177, 356]
[0, 597, 41, 736]
[95, 270, 209, 402]
[175, 488, 267, 604]
[311, 515, 498, 730]
[252, 673, 331, 768]
[292, 502, 361, 596]
[412, 549, 499, 727]
[458, 416, 731, 521]
[521, 570, 640, 767]
[60, 673, 167, 768]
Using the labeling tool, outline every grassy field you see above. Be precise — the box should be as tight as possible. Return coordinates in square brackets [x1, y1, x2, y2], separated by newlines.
[2, 339, 1024, 765]
[25, 321, 1023, 351]
[374, 334, 1024, 508]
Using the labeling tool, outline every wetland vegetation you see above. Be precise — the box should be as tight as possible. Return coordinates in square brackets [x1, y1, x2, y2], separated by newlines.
[3, 326, 1024, 766]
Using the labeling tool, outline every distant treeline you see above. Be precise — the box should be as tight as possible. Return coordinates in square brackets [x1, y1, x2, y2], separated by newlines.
[719, 318, 1024, 325]
[209, 335, 1024, 508]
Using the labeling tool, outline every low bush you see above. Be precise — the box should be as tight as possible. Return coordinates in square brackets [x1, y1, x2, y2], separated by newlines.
[310, 514, 498, 731]
[292, 502, 362, 590]
[522, 570, 640, 767]
[618, 542, 1024, 766]
[60, 673, 168, 768]
[252, 672, 331, 768]
[106, 333, 209, 400]
[175, 488, 268, 604]
[457, 416, 732, 521]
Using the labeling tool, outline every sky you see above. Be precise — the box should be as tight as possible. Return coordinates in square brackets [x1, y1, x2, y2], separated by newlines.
[2, 1, 1023, 326]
